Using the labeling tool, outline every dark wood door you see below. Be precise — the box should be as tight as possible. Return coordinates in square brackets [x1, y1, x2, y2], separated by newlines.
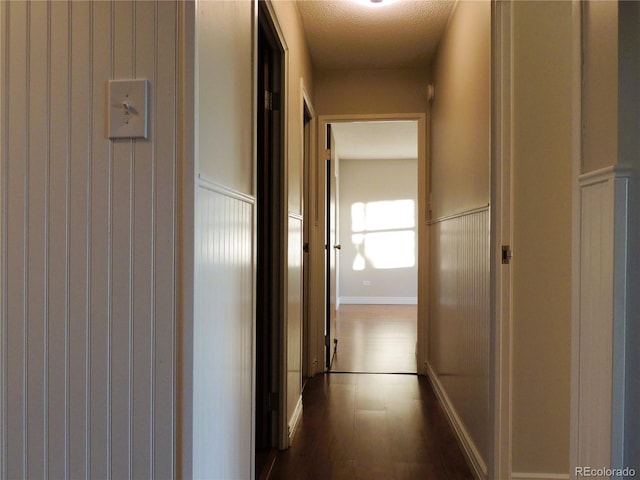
[255, 20, 273, 455]
[325, 125, 339, 368]
[255, 6, 284, 473]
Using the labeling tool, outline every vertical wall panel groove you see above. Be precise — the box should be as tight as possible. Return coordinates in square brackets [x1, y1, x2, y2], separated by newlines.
[23, 3, 30, 476]
[64, 0, 71, 475]
[43, 4, 51, 476]
[1, 0, 8, 476]
[149, 4, 158, 478]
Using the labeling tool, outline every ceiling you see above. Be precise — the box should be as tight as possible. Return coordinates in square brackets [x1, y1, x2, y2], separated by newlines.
[296, 0, 455, 70]
[332, 121, 418, 160]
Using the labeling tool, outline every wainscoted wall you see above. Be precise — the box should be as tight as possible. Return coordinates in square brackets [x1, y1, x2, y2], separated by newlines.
[1, 1, 182, 478]
[574, 166, 630, 473]
[193, 180, 254, 480]
[287, 213, 303, 440]
[193, 0, 254, 476]
[428, 206, 490, 478]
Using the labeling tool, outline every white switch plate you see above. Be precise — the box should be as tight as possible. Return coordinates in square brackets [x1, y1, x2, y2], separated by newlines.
[108, 79, 149, 139]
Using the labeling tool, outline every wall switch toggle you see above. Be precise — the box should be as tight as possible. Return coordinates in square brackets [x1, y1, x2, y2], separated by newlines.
[108, 79, 149, 139]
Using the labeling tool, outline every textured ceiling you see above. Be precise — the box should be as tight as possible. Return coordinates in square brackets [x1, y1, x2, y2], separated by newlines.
[296, 0, 455, 70]
[332, 121, 418, 160]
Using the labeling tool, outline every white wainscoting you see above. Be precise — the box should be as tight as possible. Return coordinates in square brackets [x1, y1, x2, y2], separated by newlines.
[428, 206, 490, 479]
[1, 3, 182, 478]
[287, 213, 303, 446]
[572, 166, 630, 476]
[193, 180, 254, 480]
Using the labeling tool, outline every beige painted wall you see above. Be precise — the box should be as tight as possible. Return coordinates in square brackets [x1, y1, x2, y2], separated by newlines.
[197, 0, 253, 194]
[429, 0, 491, 220]
[427, 0, 491, 471]
[582, 0, 618, 174]
[315, 67, 429, 116]
[338, 159, 418, 301]
[511, 1, 573, 474]
[272, 1, 315, 215]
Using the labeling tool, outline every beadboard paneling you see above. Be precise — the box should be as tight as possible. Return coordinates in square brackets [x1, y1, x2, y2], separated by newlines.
[575, 167, 630, 472]
[428, 207, 490, 473]
[0, 2, 181, 478]
[287, 214, 303, 441]
[193, 181, 254, 480]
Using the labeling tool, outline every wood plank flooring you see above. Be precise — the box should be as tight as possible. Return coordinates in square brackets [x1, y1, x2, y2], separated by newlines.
[330, 305, 417, 373]
[270, 373, 474, 480]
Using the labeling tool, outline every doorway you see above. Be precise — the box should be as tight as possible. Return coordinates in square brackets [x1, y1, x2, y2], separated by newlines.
[255, 3, 285, 477]
[302, 91, 315, 380]
[320, 117, 425, 374]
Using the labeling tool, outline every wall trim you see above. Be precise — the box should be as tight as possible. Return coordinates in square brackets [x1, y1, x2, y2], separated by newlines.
[288, 395, 303, 443]
[511, 473, 569, 480]
[288, 211, 303, 221]
[578, 164, 633, 186]
[428, 204, 490, 225]
[426, 363, 487, 480]
[197, 174, 256, 205]
[339, 296, 417, 305]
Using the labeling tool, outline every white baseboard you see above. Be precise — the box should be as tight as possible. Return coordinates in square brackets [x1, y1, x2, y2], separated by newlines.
[339, 296, 417, 305]
[288, 395, 303, 443]
[512, 473, 569, 480]
[426, 363, 487, 480]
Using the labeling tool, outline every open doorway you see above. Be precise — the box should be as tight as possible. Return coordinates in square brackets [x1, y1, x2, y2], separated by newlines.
[325, 120, 420, 374]
[255, 3, 285, 477]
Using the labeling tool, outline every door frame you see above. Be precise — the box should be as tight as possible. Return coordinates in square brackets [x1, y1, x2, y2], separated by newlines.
[489, 0, 513, 477]
[301, 83, 316, 379]
[255, 0, 290, 456]
[312, 113, 428, 374]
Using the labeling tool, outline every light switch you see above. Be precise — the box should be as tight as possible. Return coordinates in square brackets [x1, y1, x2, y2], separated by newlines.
[108, 79, 149, 139]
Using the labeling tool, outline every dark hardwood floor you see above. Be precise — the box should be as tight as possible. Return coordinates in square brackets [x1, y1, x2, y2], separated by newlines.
[270, 373, 474, 480]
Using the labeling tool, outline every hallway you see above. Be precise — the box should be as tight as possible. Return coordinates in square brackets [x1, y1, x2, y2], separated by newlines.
[270, 373, 473, 480]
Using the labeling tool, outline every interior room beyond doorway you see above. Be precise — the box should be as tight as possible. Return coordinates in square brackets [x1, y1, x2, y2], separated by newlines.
[330, 304, 417, 373]
[327, 121, 419, 374]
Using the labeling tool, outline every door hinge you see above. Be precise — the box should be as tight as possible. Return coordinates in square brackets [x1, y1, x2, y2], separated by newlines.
[501, 245, 513, 265]
[264, 91, 271, 111]
[264, 91, 280, 111]
[325, 149, 331, 160]
[303, 242, 309, 253]
[324, 334, 330, 347]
